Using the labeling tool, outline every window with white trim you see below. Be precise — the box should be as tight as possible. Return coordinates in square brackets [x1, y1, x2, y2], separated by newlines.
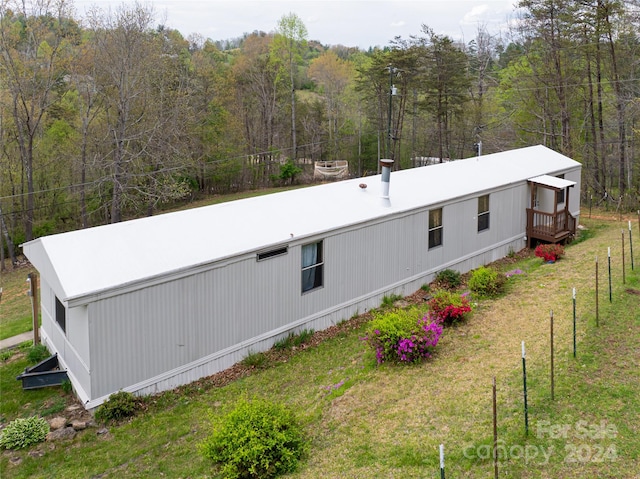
[428, 208, 443, 249]
[478, 194, 490, 232]
[301, 241, 323, 293]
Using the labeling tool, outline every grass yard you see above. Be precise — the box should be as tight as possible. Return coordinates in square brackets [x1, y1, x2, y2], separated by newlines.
[1, 213, 639, 478]
[0, 262, 36, 340]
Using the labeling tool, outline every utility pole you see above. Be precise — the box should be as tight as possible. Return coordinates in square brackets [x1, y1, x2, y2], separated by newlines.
[386, 64, 398, 161]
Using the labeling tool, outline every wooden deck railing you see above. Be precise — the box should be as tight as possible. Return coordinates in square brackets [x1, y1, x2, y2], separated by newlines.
[526, 209, 576, 244]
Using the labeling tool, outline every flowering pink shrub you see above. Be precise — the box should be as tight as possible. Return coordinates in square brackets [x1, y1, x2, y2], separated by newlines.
[393, 319, 443, 362]
[362, 307, 443, 364]
[428, 290, 472, 325]
[535, 243, 565, 262]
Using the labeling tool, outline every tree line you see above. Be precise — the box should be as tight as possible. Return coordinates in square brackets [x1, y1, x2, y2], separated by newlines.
[1, 0, 639, 266]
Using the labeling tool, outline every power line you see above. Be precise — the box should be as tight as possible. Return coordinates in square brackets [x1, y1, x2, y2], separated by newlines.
[0, 137, 349, 202]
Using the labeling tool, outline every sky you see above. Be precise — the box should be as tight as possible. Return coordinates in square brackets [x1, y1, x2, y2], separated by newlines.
[73, 0, 519, 49]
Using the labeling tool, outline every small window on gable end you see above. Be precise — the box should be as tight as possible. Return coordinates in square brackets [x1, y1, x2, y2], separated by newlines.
[556, 174, 565, 204]
[301, 241, 323, 293]
[478, 194, 490, 232]
[55, 296, 66, 333]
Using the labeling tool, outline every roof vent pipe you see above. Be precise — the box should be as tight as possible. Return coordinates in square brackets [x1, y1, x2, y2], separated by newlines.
[380, 159, 394, 198]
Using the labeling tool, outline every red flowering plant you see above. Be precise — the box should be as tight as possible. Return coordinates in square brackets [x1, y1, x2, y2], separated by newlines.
[535, 243, 565, 262]
[427, 290, 473, 326]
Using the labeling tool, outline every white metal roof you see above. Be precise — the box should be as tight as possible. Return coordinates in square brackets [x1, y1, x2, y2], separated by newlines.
[528, 174, 577, 190]
[22, 145, 580, 303]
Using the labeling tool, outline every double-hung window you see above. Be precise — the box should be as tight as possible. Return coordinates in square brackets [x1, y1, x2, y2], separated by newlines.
[428, 208, 443, 249]
[55, 296, 66, 333]
[478, 194, 490, 232]
[556, 174, 565, 204]
[301, 241, 323, 293]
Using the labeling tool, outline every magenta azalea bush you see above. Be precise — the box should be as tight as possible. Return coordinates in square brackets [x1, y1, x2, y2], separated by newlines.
[362, 307, 443, 364]
[428, 290, 473, 326]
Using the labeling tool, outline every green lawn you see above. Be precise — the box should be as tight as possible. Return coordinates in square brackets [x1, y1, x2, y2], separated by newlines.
[1, 215, 639, 478]
[0, 263, 35, 340]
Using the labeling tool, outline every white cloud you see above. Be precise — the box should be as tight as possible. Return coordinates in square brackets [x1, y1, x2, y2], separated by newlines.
[73, 0, 519, 49]
[462, 5, 490, 25]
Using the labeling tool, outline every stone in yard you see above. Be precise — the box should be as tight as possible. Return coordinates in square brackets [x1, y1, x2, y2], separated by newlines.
[49, 417, 67, 430]
[71, 420, 89, 431]
[46, 427, 76, 442]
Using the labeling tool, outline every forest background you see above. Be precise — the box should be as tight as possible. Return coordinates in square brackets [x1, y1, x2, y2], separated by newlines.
[1, 0, 639, 268]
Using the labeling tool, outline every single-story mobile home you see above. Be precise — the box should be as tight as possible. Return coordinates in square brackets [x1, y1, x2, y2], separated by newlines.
[22, 145, 581, 409]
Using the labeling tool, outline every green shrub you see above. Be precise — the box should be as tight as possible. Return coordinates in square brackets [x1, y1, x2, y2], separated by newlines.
[468, 266, 506, 297]
[277, 160, 302, 184]
[363, 307, 443, 364]
[428, 290, 473, 326]
[434, 269, 462, 289]
[200, 397, 307, 479]
[94, 391, 138, 424]
[26, 344, 50, 364]
[0, 416, 49, 449]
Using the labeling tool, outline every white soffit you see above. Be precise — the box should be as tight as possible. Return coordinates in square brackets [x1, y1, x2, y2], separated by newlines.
[528, 174, 576, 190]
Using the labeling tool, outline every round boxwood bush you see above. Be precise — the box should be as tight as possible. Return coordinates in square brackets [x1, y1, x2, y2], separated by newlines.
[200, 397, 307, 479]
[434, 268, 462, 289]
[468, 266, 506, 297]
[94, 390, 138, 424]
[0, 416, 49, 450]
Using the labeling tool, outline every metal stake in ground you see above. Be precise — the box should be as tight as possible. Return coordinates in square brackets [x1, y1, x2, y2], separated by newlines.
[608, 247, 612, 303]
[630, 221, 634, 271]
[550, 310, 555, 400]
[572, 287, 577, 358]
[622, 230, 626, 285]
[439, 444, 445, 479]
[522, 341, 529, 435]
[492, 376, 498, 479]
[595, 257, 599, 327]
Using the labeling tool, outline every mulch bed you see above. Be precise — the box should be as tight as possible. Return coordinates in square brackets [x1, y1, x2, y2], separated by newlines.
[171, 248, 536, 398]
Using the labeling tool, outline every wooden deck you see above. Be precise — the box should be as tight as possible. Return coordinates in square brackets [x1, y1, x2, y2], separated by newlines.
[526, 209, 576, 247]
